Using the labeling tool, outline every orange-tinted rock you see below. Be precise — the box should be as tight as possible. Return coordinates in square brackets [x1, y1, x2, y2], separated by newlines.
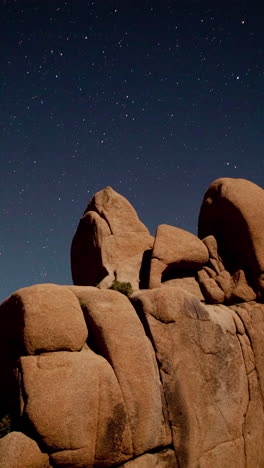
[71, 187, 153, 290]
[132, 287, 252, 467]
[228, 269, 256, 303]
[118, 448, 177, 467]
[21, 348, 132, 466]
[149, 224, 209, 288]
[229, 302, 264, 466]
[69, 286, 170, 456]
[0, 432, 49, 468]
[87, 186, 149, 235]
[2, 176, 264, 467]
[203, 265, 217, 278]
[153, 224, 209, 267]
[202, 235, 220, 260]
[198, 178, 264, 296]
[215, 269, 232, 295]
[161, 276, 205, 301]
[0, 284, 88, 355]
[197, 270, 225, 304]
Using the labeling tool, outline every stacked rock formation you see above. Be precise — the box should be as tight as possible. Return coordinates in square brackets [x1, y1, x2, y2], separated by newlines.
[71, 186, 153, 291]
[1, 177, 264, 467]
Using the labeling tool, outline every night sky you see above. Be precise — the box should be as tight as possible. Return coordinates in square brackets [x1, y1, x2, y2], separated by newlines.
[1, 1, 264, 302]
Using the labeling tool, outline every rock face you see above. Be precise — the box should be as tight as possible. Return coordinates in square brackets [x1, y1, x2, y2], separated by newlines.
[0, 285, 170, 467]
[132, 287, 264, 468]
[1, 177, 264, 467]
[0, 432, 50, 468]
[198, 177, 264, 297]
[1, 283, 264, 467]
[71, 186, 154, 291]
[149, 224, 209, 289]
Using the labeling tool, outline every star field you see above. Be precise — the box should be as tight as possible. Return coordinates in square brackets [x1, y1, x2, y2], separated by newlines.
[0, 1, 264, 302]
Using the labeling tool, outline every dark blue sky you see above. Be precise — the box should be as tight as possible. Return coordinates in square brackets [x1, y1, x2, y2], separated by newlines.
[1, 0, 263, 302]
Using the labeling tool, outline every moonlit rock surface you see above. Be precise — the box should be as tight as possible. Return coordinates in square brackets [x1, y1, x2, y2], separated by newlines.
[1, 178, 264, 467]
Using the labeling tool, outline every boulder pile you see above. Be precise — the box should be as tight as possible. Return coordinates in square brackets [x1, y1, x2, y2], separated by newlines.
[1, 177, 264, 467]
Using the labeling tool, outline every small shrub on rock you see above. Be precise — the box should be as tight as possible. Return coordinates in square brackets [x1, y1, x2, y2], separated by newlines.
[109, 280, 133, 297]
[0, 411, 12, 438]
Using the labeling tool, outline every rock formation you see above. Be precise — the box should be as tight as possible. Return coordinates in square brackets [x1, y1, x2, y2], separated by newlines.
[1, 177, 264, 467]
[149, 224, 209, 289]
[71, 186, 153, 291]
[198, 177, 264, 298]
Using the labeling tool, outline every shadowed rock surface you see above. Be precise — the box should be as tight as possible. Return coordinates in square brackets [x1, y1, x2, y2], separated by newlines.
[1, 177, 264, 467]
[198, 177, 264, 298]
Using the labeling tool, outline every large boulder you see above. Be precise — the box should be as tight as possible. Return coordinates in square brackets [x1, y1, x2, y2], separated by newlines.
[198, 178, 264, 297]
[0, 284, 88, 414]
[0, 283, 88, 356]
[0, 284, 170, 467]
[131, 287, 264, 468]
[22, 348, 132, 466]
[68, 286, 170, 456]
[71, 187, 153, 290]
[0, 432, 49, 468]
[149, 224, 209, 288]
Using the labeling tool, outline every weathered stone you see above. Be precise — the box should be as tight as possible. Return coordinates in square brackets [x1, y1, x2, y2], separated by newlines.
[0, 284, 88, 355]
[243, 370, 264, 467]
[230, 302, 264, 467]
[97, 245, 148, 291]
[203, 266, 217, 279]
[161, 276, 205, 301]
[132, 287, 249, 467]
[69, 286, 170, 456]
[71, 187, 153, 290]
[149, 224, 209, 288]
[215, 269, 232, 295]
[198, 178, 264, 296]
[153, 224, 209, 268]
[228, 269, 257, 303]
[205, 303, 237, 334]
[231, 310, 245, 335]
[197, 268, 210, 282]
[87, 186, 150, 235]
[208, 258, 223, 274]
[237, 334, 255, 374]
[199, 277, 225, 304]
[118, 448, 178, 467]
[0, 432, 49, 468]
[202, 235, 220, 260]
[238, 303, 264, 400]
[2, 177, 264, 467]
[197, 437, 245, 468]
[50, 447, 93, 468]
[21, 348, 132, 466]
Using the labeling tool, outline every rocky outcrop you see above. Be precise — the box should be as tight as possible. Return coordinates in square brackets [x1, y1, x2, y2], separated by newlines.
[1, 177, 264, 467]
[195, 234, 256, 305]
[71, 180, 264, 303]
[0, 285, 170, 467]
[71, 186, 153, 291]
[132, 287, 264, 468]
[198, 177, 264, 298]
[149, 224, 209, 289]
[1, 283, 264, 467]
